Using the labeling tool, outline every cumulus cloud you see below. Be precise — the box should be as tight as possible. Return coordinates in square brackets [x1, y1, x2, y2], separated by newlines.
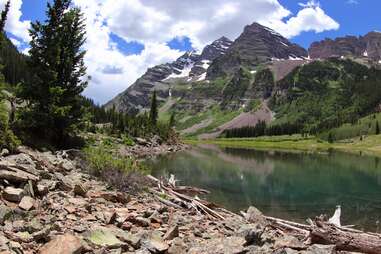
[265, 2, 340, 38]
[76, 0, 340, 103]
[0, 0, 30, 42]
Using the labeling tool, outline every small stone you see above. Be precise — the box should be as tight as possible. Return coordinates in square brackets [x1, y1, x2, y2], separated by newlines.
[37, 184, 49, 196]
[39, 233, 83, 254]
[0, 149, 9, 157]
[2, 187, 24, 202]
[18, 196, 35, 211]
[104, 211, 117, 224]
[145, 236, 169, 253]
[132, 217, 150, 227]
[163, 225, 179, 241]
[59, 160, 75, 171]
[73, 183, 87, 197]
[167, 238, 187, 254]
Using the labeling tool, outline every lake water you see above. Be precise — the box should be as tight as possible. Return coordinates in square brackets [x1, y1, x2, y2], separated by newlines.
[145, 144, 381, 232]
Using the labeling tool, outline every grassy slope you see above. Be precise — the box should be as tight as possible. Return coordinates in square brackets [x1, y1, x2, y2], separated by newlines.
[186, 134, 381, 157]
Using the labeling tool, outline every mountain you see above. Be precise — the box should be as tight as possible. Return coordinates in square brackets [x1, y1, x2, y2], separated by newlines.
[105, 22, 381, 139]
[207, 23, 308, 79]
[104, 37, 233, 114]
[309, 31, 381, 62]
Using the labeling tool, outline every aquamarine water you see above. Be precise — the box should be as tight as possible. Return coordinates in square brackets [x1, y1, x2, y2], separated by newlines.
[145, 144, 381, 232]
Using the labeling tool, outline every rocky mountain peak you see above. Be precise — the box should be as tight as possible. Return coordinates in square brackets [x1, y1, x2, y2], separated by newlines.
[206, 22, 308, 79]
[309, 32, 381, 61]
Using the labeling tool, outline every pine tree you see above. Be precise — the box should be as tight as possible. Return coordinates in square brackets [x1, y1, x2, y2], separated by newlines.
[376, 120, 380, 135]
[328, 132, 334, 144]
[0, 0, 10, 33]
[149, 90, 158, 126]
[169, 112, 176, 127]
[18, 0, 87, 145]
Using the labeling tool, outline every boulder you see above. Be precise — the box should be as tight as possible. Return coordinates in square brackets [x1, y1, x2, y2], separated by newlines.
[2, 187, 24, 202]
[0, 163, 39, 183]
[86, 227, 123, 248]
[188, 236, 246, 254]
[5, 154, 37, 174]
[37, 184, 49, 196]
[18, 196, 35, 211]
[39, 234, 83, 254]
[73, 183, 87, 197]
[245, 206, 267, 226]
[163, 225, 179, 241]
[55, 173, 73, 191]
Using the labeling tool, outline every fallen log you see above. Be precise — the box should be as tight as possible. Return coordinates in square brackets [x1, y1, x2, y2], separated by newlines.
[310, 219, 381, 254]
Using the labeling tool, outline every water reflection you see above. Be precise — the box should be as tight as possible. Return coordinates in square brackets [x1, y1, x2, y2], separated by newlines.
[145, 145, 381, 232]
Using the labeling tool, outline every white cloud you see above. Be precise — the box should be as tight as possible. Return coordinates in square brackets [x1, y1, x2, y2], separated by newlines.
[265, 2, 340, 38]
[10, 37, 21, 47]
[70, 0, 339, 104]
[0, 0, 30, 42]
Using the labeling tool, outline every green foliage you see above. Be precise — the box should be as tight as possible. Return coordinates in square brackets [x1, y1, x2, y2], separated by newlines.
[376, 121, 380, 135]
[149, 90, 158, 126]
[17, 0, 87, 146]
[244, 99, 261, 112]
[221, 67, 252, 109]
[169, 112, 176, 127]
[0, 101, 20, 152]
[83, 144, 144, 174]
[121, 135, 135, 146]
[272, 59, 381, 134]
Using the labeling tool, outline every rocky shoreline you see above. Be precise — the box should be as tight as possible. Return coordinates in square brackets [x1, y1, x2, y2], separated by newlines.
[0, 145, 374, 253]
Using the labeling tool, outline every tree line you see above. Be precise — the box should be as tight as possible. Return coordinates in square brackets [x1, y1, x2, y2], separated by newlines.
[223, 121, 303, 138]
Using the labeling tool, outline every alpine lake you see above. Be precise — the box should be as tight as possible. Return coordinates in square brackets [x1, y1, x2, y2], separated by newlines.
[144, 144, 381, 232]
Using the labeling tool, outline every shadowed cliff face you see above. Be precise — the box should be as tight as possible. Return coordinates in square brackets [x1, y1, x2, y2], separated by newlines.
[309, 31, 381, 61]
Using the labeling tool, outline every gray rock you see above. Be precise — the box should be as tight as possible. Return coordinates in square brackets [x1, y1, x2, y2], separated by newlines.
[73, 183, 87, 197]
[0, 149, 9, 157]
[245, 206, 267, 226]
[18, 196, 35, 211]
[2, 187, 24, 202]
[37, 184, 49, 196]
[237, 224, 265, 245]
[39, 233, 84, 254]
[305, 244, 336, 254]
[163, 225, 179, 241]
[188, 236, 246, 254]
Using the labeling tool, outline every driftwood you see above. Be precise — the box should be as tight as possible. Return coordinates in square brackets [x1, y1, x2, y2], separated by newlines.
[310, 218, 381, 254]
[147, 174, 225, 220]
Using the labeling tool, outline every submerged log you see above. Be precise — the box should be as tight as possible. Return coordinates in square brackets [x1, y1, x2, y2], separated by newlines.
[310, 219, 381, 254]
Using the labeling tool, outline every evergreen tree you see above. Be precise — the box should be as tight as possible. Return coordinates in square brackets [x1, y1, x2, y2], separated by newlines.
[149, 90, 158, 126]
[0, 0, 10, 33]
[376, 120, 380, 135]
[328, 132, 334, 143]
[169, 112, 176, 127]
[18, 0, 87, 145]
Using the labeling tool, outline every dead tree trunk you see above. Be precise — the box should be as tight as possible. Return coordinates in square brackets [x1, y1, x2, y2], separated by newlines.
[310, 219, 381, 254]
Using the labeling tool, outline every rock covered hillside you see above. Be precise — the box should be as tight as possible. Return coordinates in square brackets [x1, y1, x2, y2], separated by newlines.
[105, 22, 381, 138]
[104, 37, 233, 114]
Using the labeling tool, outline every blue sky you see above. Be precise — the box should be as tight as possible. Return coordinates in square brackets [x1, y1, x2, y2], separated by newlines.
[4, 0, 381, 103]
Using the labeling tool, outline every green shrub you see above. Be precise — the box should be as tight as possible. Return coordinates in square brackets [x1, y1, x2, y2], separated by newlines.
[83, 145, 146, 174]
[122, 135, 135, 146]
